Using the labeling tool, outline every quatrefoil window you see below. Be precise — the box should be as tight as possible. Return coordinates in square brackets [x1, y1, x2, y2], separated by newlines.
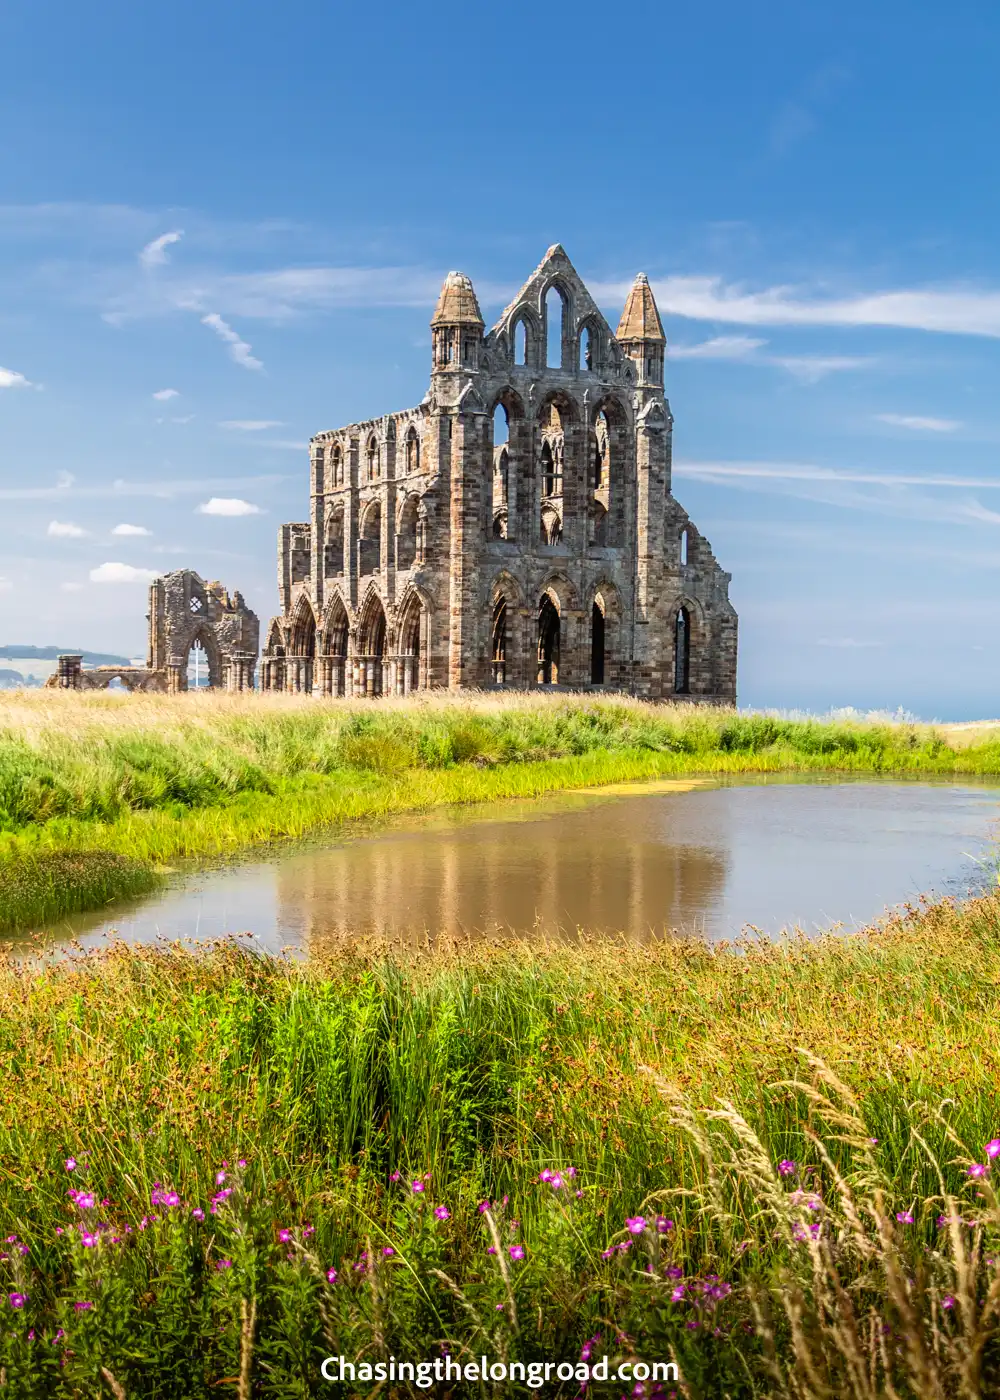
[189, 596, 203, 614]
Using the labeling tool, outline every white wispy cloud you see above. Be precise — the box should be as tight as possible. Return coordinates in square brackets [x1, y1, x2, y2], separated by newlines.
[201, 313, 263, 370]
[0, 471, 287, 502]
[89, 562, 159, 583]
[56, 470, 75, 489]
[111, 523, 151, 537]
[220, 419, 283, 431]
[771, 354, 873, 383]
[140, 230, 184, 268]
[152, 388, 179, 401]
[0, 366, 33, 389]
[196, 497, 262, 516]
[47, 520, 87, 538]
[642, 275, 1000, 339]
[674, 460, 1000, 489]
[669, 335, 766, 360]
[876, 413, 961, 433]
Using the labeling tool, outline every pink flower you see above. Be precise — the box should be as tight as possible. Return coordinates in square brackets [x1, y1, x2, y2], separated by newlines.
[191, 1208, 205, 1222]
[509, 1244, 525, 1260]
[64, 1158, 76, 1172]
[896, 1211, 914, 1224]
[237, 1158, 247, 1168]
[8, 1293, 25, 1309]
[626, 1216, 647, 1235]
[278, 1228, 292, 1243]
[215, 1259, 233, 1271]
[216, 1170, 226, 1186]
[656, 1216, 674, 1233]
[969, 1164, 988, 1179]
[72, 1192, 95, 1211]
[390, 1171, 401, 1182]
[73, 1300, 93, 1312]
[411, 1180, 425, 1194]
[778, 1160, 797, 1177]
[382, 1246, 395, 1257]
[671, 1284, 686, 1301]
[477, 1200, 491, 1214]
[986, 1139, 1000, 1160]
[538, 1169, 553, 1182]
[434, 1206, 450, 1221]
[326, 1267, 337, 1283]
[942, 1295, 956, 1310]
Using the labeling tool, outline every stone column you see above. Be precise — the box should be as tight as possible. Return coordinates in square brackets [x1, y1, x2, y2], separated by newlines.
[57, 654, 83, 689]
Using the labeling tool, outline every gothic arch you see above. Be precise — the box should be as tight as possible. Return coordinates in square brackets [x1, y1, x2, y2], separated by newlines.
[534, 388, 580, 427]
[289, 594, 317, 658]
[355, 586, 388, 697]
[507, 306, 541, 368]
[590, 580, 623, 689]
[670, 595, 707, 696]
[539, 571, 579, 614]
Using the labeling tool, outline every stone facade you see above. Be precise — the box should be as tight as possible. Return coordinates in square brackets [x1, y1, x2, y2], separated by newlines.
[261, 245, 737, 701]
[49, 570, 259, 692]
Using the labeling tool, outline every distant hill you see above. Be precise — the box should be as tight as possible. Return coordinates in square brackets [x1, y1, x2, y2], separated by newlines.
[0, 668, 42, 688]
[0, 646, 133, 666]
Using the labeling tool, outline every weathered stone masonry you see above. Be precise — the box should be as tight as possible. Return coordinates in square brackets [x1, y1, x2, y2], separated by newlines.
[261, 245, 737, 701]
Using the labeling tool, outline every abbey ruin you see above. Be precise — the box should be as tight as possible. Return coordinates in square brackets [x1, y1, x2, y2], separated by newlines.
[261, 245, 736, 701]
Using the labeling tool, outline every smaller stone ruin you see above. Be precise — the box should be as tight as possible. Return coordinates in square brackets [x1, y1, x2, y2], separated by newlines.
[49, 569, 259, 693]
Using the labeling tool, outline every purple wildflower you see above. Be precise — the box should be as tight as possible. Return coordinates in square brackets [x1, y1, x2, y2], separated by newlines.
[390, 1171, 401, 1182]
[73, 1301, 93, 1312]
[656, 1215, 674, 1233]
[478, 1200, 491, 1213]
[278, 1228, 292, 1243]
[671, 1283, 686, 1301]
[191, 1208, 205, 1222]
[80, 1233, 99, 1248]
[969, 1164, 988, 1179]
[326, 1267, 337, 1284]
[626, 1216, 647, 1235]
[8, 1293, 25, 1309]
[411, 1179, 425, 1194]
[509, 1243, 525, 1260]
[215, 1259, 233, 1271]
[987, 1140, 1000, 1160]
[549, 1172, 565, 1190]
[382, 1246, 395, 1257]
[942, 1295, 956, 1310]
[215, 1170, 226, 1186]
[72, 1192, 95, 1211]
[434, 1206, 450, 1221]
[778, 1160, 797, 1177]
[600, 1247, 614, 1260]
[64, 1158, 76, 1172]
[538, 1169, 553, 1182]
[896, 1211, 914, 1225]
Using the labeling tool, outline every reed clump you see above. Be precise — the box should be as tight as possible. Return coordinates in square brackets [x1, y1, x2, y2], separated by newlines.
[2, 691, 999, 927]
[1, 896, 1000, 1393]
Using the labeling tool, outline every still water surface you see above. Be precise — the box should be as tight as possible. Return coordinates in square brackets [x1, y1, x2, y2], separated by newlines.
[38, 777, 1000, 955]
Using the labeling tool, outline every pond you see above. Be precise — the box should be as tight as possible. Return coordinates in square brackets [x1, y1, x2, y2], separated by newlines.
[30, 776, 1000, 955]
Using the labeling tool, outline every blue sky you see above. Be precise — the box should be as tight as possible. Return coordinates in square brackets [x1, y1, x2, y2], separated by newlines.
[1, 0, 999, 716]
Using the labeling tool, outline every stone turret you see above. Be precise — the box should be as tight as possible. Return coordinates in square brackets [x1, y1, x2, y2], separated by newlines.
[616, 272, 666, 389]
[431, 271, 484, 374]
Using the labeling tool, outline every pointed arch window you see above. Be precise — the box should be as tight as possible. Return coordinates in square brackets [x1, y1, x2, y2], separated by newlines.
[367, 437, 380, 481]
[491, 596, 508, 685]
[405, 427, 420, 474]
[331, 444, 345, 487]
[674, 607, 691, 694]
[545, 286, 566, 368]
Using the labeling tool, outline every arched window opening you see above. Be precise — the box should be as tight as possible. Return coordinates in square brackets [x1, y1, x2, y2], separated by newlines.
[579, 324, 593, 372]
[359, 502, 381, 575]
[491, 596, 507, 685]
[541, 440, 556, 497]
[541, 505, 562, 546]
[591, 598, 606, 685]
[545, 286, 565, 369]
[396, 496, 419, 570]
[493, 402, 509, 446]
[675, 607, 691, 695]
[332, 444, 345, 487]
[187, 640, 209, 690]
[324, 598, 349, 697]
[492, 446, 509, 539]
[405, 428, 420, 474]
[324, 506, 345, 576]
[593, 410, 609, 489]
[367, 437, 380, 481]
[514, 320, 528, 366]
[680, 528, 688, 567]
[537, 594, 560, 684]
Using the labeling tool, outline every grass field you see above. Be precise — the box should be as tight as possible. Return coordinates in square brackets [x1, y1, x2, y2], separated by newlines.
[1, 895, 1000, 1395]
[3, 689, 1000, 929]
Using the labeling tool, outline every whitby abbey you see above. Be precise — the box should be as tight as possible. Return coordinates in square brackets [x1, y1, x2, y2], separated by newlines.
[260, 246, 737, 701]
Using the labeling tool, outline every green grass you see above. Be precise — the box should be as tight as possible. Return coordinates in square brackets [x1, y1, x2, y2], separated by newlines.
[2, 896, 1000, 1394]
[3, 689, 1000, 928]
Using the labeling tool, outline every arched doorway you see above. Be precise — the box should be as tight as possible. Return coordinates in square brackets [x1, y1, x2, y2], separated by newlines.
[491, 595, 508, 685]
[288, 600, 316, 693]
[357, 595, 387, 697]
[396, 592, 423, 694]
[537, 594, 560, 685]
[322, 596, 349, 696]
[591, 598, 605, 685]
[675, 607, 691, 694]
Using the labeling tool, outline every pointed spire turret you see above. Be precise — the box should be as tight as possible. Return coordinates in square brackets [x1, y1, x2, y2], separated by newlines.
[431, 271, 484, 374]
[616, 273, 665, 387]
